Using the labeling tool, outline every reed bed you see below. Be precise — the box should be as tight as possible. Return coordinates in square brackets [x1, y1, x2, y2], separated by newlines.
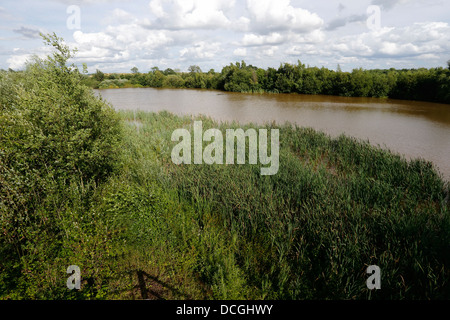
[111, 110, 449, 299]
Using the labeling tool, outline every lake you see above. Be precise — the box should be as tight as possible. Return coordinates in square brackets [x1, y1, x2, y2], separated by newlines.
[95, 87, 450, 181]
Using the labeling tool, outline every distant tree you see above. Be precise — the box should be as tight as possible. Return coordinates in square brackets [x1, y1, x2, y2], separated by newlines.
[163, 74, 185, 88]
[150, 70, 165, 87]
[188, 65, 202, 73]
[131, 66, 139, 74]
[94, 69, 105, 82]
[447, 59, 450, 70]
[163, 68, 176, 75]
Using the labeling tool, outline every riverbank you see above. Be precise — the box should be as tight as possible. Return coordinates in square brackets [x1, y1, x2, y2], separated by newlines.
[100, 110, 450, 299]
[2, 106, 449, 299]
[95, 87, 450, 182]
[3, 103, 449, 299]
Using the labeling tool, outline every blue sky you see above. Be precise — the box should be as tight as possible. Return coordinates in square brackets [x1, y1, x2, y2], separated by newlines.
[1, 0, 449, 73]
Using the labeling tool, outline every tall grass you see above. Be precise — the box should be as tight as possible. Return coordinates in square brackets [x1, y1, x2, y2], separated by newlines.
[107, 110, 449, 300]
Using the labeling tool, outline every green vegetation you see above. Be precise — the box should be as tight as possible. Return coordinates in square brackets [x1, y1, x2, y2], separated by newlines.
[1, 34, 450, 300]
[83, 60, 450, 104]
[0, 33, 123, 299]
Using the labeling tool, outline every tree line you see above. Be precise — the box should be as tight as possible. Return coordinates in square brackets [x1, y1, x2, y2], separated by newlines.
[83, 60, 450, 104]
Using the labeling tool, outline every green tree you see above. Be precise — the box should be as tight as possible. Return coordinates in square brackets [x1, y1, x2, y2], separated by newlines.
[0, 33, 122, 298]
[275, 63, 297, 93]
[369, 72, 390, 97]
[163, 68, 176, 75]
[131, 66, 139, 74]
[163, 74, 185, 88]
[94, 69, 105, 82]
[150, 70, 165, 87]
[350, 68, 373, 97]
[302, 67, 322, 95]
[188, 65, 202, 73]
[184, 72, 206, 89]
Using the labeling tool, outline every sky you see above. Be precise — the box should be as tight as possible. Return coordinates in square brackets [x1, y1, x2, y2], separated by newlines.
[0, 0, 449, 73]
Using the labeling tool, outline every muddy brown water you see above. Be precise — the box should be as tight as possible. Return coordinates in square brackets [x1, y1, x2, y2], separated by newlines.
[95, 87, 450, 181]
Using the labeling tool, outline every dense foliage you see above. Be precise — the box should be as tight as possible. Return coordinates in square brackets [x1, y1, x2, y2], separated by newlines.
[0, 33, 122, 298]
[85, 61, 450, 104]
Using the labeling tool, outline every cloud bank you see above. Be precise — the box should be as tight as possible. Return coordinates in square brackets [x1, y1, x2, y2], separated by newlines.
[1, 0, 449, 72]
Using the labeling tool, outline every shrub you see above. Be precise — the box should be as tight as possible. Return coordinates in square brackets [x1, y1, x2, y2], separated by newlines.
[0, 33, 122, 298]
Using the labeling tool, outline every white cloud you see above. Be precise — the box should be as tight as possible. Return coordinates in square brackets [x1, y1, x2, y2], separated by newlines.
[3, 0, 450, 72]
[371, 0, 410, 10]
[233, 48, 247, 56]
[73, 30, 121, 51]
[75, 46, 114, 62]
[6, 45, 52, 70]
[416, 53, 440, 60]
[262, 46, 278, 57]
[7, 54, 33, 70]
[71, 25, 174, 65]
[290, 29, 325, 44]
[246, 0, 324, 34]
[147, 0, 234, 29]
[7, 51, 51, 70]
[286, 44, 319, 56]
[179, 41, 222, 60]
[233, 16, 251, 32]
[241, 32, 285, 46]
[149, 0, 165, 18]
[102, 8, 136, 25]
[379, 42, 418, 56]
[329, 22, 450, 59]
[312, 21, 450, 71]
[48, 0, 131, 4]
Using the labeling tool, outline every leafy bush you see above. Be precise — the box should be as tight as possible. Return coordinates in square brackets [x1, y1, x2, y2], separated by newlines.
[0, 33, 122, 298]
[98, 79, 131, 89]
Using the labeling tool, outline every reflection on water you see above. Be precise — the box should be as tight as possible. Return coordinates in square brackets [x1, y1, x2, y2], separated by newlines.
[95, 87, 450, 181]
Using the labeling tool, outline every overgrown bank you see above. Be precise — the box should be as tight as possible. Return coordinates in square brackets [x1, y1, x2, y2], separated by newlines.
[1, 34, 450, 300]
[113, 110, 450, 299]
